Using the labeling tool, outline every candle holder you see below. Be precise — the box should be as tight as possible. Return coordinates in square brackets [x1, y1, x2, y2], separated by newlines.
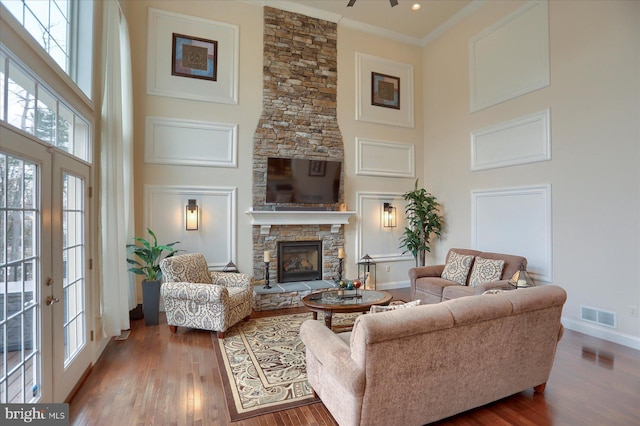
[337, 258, 343, 283]
[264, 261, 271, 289]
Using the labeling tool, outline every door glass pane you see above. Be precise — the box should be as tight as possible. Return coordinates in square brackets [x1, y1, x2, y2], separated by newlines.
[0, 153, 40, 403]
[62, 173, 84, 365]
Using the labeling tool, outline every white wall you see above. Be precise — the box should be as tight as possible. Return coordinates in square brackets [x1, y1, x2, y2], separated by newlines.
[336, 24, 425, 286]
[422, 0, 640, 346]
[122, 1, 263, 296]
[122, 1, 426, 295]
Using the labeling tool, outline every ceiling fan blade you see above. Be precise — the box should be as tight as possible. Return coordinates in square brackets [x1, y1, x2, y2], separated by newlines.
[347, 0, 356, 7]
[390, 0, 399, 6]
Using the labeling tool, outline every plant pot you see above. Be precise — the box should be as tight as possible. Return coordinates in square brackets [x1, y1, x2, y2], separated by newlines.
[142, 280, 161, 326]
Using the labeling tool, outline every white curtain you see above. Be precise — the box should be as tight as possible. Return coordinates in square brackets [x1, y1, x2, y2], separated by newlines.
[100, 0, 135, 336]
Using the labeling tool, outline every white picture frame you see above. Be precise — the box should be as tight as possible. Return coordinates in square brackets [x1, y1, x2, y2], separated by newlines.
[144, 185, 238, 270]
[471, 184, 552, 282]
[144, 116, 238, 167]
[146, 8, 239, 104]
[469, 1, 549, 112]
[355, 52, 414, 128]
[355, 137, 415, 178]
[470, 109, 551, 171]
[355, 192, 412, 263]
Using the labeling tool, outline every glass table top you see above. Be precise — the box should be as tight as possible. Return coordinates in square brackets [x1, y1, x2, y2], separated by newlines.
[304, 289, 388, 307]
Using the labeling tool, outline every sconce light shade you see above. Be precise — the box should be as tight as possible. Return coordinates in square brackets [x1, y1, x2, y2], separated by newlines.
[509, 265, 535, 288]
[383, 202, 397, 227]
[185, 199, 199, 231]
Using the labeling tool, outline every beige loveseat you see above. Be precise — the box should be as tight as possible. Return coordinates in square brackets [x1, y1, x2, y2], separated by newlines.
[300, 285, 566, 426]
[410, 248, 527, 304]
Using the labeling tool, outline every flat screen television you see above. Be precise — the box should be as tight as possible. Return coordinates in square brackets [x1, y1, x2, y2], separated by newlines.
[266, 157, 341, 204]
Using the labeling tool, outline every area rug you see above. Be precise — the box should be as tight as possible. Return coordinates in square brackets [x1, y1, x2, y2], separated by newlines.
[213, 312, 359, 421]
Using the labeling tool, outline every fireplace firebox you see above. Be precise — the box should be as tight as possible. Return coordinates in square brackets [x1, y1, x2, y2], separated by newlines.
[277, 240, 322, 283]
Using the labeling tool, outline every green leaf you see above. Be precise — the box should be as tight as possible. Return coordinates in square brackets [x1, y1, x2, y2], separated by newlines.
[126, 228, 181, 281]
[398, 179, 444, 266]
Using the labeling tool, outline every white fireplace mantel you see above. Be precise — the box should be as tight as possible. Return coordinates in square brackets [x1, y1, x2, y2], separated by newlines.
[246, 208, 355, 235]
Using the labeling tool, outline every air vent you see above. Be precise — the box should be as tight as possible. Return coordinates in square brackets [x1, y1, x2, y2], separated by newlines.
[581, 306, 617, 328]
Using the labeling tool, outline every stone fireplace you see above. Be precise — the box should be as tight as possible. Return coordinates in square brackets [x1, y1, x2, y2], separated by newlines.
[250, 7, 345, 284]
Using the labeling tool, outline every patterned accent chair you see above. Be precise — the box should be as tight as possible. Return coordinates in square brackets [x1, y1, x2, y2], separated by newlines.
[159, 253, 253, 338]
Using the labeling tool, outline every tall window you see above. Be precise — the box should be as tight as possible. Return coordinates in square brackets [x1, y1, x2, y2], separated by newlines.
[1, 0, 94, 98]
[2, 0, 70, 72]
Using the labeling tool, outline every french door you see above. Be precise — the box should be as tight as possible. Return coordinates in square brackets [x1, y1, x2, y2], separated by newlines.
[1, 124, 91, 403]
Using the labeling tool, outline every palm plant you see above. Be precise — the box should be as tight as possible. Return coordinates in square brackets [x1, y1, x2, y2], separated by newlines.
[399, 179, 444, 267]
[126, 228, 181, 281]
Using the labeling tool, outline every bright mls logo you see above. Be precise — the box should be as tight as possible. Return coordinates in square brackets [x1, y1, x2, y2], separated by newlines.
[1, 404, 68, 425]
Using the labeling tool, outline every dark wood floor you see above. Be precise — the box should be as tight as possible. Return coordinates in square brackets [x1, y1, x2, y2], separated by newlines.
[70, 288, 640, 425]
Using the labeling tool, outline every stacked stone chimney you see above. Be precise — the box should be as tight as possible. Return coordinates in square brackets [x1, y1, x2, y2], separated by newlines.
[251, 7, 345, 281]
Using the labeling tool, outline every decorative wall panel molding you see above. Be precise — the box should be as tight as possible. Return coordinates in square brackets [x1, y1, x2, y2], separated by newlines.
[471, 109, 550, 171]
[146, 8, 239, 104]
[355, 192, 412, 263]
[471, 184, 552, 282]
[469, 0, 549, 112]
[144, 185, 237, 270]
[355, 52, 414, 128]
[355, 138, 415, 178]
[145, 116, 237, 167]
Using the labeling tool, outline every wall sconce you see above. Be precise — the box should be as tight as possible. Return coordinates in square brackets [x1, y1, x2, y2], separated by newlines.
[383, 202, 396, 227]
[185, 199, 199, 231]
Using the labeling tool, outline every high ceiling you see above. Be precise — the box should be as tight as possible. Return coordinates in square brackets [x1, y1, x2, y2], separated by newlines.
[265, 0, 474, 43]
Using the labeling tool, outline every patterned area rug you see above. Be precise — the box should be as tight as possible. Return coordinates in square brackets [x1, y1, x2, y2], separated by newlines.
[213, 312, 360, 421]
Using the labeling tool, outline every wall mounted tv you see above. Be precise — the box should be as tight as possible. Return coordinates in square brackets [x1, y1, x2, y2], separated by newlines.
[266, 157, 341, 204]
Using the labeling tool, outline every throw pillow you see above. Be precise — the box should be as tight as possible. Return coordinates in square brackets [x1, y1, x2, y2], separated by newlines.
[469, 257, 505, 287]
[482, 289, 504, 295]
[441, 252, 474, 285]
[370, 299, 421, 313]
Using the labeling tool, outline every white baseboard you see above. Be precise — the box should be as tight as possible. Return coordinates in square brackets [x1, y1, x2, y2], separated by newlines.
[377, 281, 410, 291]
[562, 318, 640, 350]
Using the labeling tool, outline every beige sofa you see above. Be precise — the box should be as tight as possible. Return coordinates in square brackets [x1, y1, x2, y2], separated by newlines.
[300, 285, 566, 426]
[410, 248, 527, 303]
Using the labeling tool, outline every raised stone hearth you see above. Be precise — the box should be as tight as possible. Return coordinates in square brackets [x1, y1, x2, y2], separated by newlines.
[252, 280, 339, 311]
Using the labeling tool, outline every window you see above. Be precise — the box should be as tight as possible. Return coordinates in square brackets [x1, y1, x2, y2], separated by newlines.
[1, 0, 94, 98]
[0, 47, 91, 163]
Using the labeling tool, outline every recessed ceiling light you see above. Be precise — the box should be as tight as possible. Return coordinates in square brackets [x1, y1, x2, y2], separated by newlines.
[411, 3, 421, 11]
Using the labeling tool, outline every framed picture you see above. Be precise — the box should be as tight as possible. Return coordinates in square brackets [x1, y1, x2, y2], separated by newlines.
[147, 9, 239, 104]
[171, 33, 218, 81]
[309, 161, 326, 177]
[355, 53, 414, 127]
[371, 72, 400, 109]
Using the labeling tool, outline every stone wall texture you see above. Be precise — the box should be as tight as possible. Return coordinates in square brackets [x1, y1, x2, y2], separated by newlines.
[252, 7, 345, 281]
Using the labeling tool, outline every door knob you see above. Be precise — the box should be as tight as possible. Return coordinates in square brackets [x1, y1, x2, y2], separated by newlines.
[46, 296, 60, 306]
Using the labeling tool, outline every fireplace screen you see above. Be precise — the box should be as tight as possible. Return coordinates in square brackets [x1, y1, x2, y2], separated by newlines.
[277, 240, 322, 283]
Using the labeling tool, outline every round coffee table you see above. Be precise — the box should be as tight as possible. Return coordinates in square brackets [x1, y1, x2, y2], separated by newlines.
[302, 289, 393, 329]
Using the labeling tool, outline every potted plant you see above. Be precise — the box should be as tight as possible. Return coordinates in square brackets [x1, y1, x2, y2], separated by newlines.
[127, 228, 181, 325]
[399, 179, 444, 267]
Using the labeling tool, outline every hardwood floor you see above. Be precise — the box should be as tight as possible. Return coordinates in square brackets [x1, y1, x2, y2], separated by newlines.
[70, 288, 640, 425]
